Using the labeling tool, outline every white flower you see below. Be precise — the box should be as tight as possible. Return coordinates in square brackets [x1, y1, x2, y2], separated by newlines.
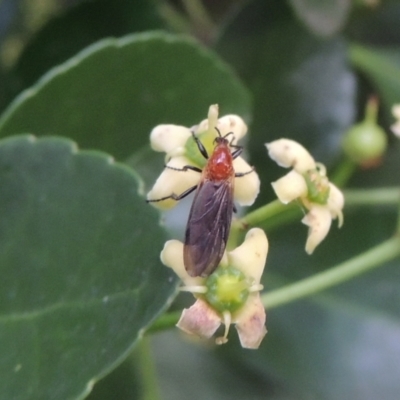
[391, 104, 400, 138]
[266, 139, 344, 254]
[160, 228, 268, 349]
[147, 104, 260, 209]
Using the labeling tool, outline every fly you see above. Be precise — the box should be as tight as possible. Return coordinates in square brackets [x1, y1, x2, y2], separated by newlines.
[147, 128, 254, 277]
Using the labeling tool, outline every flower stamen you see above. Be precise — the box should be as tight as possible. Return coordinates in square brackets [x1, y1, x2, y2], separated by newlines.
[215, 310, 231, 345]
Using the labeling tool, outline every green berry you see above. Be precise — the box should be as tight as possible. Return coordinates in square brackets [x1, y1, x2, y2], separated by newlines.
[342, 121, 387, 164]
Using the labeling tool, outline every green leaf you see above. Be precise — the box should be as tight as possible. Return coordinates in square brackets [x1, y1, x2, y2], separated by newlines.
[349, 44, 400, 115]
[289, 0, 351, 36]
[0, 135, 177, 400]
[0, 32, 251, 160]
[10, 0, 164, 94]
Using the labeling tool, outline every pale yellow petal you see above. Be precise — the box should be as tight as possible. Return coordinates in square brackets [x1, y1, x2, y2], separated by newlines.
[160, 240, 204, 286]
[217, 115, 248, 142]
[228, 228, 268, 283]
[302, 206, 332, 254]
[233, 157, 260, 206]
[271, 170, 307, 204]
[176, 299, 221, 339]
[391, 122, 400, 138]
[266, 139, 316, 172]
[146, 156, 200, 210]
[328, 183, 345, 226]
[390, 105, 400, 137]
[392, 104, 400, 119]
[150, 125, 192, 153]
[208, 104, 219, 131]
[195, 113, 247, 144]
[233, 294, 267, 349]
[195, 104, 219, 135]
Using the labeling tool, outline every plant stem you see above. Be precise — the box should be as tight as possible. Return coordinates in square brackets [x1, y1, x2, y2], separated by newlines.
[157, 2, 192, 35]
[147, 311, 181, 334]
[344, 187, 400, 206]
[136, 337, 161, 400]
[331, 158, 357, 187]
[262, 236, 400, 309]
[234, 199, 294, 229]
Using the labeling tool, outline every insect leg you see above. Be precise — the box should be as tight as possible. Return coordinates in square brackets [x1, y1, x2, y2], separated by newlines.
[191, 130, 209, 160]
[231, 145, 243, 159]
[146, 184, 198, 203]
[235, 166, 255, 177]
[164, 164, 202, 173]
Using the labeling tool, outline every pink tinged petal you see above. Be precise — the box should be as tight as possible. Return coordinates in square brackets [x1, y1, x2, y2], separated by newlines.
[146, 156, 200, 210]
[160, 240, 204, 287]
[328, 183, 345, 227]
[233, 294, 267, 349]
[271, 170, 307, 204]
[233, 157, 260, 206]
[266, 139, 316, 172]
[150, 125, 192, 153]
[228, 228, 268, 283]
[302, 205, 332, 254]
[176, 299, 221, 339]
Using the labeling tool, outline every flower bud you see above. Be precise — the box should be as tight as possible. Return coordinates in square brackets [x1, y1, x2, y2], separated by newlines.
[342, 121, 387, 166]
[342, 98, 387, 166]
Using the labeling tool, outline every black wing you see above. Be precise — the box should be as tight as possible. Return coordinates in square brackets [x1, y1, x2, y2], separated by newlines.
[183, 178, 234, 277]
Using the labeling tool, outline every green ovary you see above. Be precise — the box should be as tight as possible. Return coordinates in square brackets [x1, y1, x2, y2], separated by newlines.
[304, 169, 330, 204]
[185, 130, 217, 168]
[205, 266, 250, 313]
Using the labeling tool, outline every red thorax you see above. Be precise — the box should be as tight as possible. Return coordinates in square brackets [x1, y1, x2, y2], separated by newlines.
[205, 138, 234, 181]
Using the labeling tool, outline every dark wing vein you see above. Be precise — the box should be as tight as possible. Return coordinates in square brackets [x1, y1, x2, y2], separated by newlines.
[184, 179, 234, 277]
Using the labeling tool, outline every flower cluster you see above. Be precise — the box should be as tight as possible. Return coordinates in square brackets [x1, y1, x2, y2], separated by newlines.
[266, 139, 344, 254]
[161, 228, 268, 349]
[147, 104, 260, 208]
[147, 106, 346, 350]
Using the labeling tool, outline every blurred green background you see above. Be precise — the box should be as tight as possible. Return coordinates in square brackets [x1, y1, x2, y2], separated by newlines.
[1, 0, 400, 399]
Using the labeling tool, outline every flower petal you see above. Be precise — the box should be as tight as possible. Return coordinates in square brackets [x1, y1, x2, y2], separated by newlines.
[233, 294, 267, 349]
[391, 105, 400, 136]
[391, 123, 400, 138]
[160, 240, 204, 287]
[176, 298, 221, 339]
[150, 125, 192, 153]
[271, 170, 307, 204]
[266, 139, 316, 172]
[196, 114, 248, 144]
[147, 156, 200, 210]
[228, 228, 268, 283]
[328, 183, 345, 227]
[217, 115, 248, 142]
[233, 157, 260, 206]
[302, 205, 332, 254]
[392, 104, 400, 119]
